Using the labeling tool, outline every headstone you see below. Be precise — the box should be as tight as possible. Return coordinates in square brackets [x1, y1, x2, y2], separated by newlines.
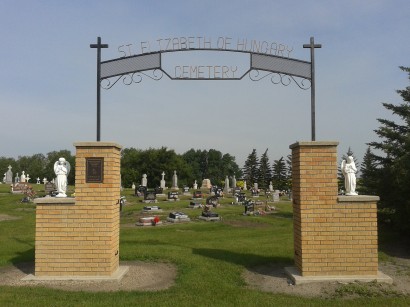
[160, 171, 166, 189]
[215, 187, 223, 198]
[168, 191, 179, 201]
[141, 174, 147, 187]
[243, 199, 255, 215]
[193, 190, 203, 199]
[154, 186, 163, 194]
[171, 170, 178, 190]
[43, 178, 47, 184]
[45, 182, 56, 195]
[273, 190, 280, 202]
[251, 187, 259, 197]
[254, 182, 258, 190]
[232, 175, 237, 189]
[189, 201, 203, 208]
[15, 173, 20, 183]
[11, 182, 29, 194]
[26, 173, 31, 183]
[144, 191, 157, 203]
[224, 176, 230, 194]
[167, 211, 190, 223]
[132, 182, 136, 190]
[135, 185, 147, 197]
[136, 216, 162, 226]
[193, 180, 198, 190]
[235, 192, 246, 203]
[199, 204, 220, 221]
[201, 179, 211, 189]
[269, 181, 273, 192]
[143, 205, 161, 211]
[20, 171, 26, 183]
[206, 195, 219, 207]
[183, 186, 189, 193]
[5, 166, 13, 184]
[36, 177, 40, 184]
[243, 181, 247, 191]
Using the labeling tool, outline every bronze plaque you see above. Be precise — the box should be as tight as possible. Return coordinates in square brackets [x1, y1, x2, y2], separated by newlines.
[86, 158, 104, 183]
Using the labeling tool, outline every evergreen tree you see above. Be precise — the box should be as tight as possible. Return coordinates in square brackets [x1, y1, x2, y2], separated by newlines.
[272, 157, 287, 190]
[285, 154, 292, 190]
[257, 149, 271, 190]
[358, 147, 380, 195]
[368, 66, 410, 234]
[243, 149, 259, 187]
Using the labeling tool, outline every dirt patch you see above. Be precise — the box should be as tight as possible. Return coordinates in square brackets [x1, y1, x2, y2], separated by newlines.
[0, 214, 21, 222]
[0, 257, 409, 297]
[0, 261, 177, 292]
[243, 258, 410, 299]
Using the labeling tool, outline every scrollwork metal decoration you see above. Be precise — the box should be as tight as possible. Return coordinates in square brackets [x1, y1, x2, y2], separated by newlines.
[100, 69, 164, 89]
[249, 70, 311, 90]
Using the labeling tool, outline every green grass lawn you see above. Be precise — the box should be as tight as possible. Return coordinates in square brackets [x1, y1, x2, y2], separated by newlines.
[0, 185, 409, 306]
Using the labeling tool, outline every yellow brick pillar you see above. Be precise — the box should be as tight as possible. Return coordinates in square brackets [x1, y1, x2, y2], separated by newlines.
[289, 141, 339, 276]
[286, 141, 391, 284]
[33, 142, 123, 278]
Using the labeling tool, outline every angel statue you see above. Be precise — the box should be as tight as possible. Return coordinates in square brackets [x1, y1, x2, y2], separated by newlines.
[341, 156, 358, 196]
[54, 157, 71, 197]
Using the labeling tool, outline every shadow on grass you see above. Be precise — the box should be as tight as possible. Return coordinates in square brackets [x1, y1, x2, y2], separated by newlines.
[378, 226, 410, 260]
[192, 248, 292, 278]
[10, 238, 35, 274]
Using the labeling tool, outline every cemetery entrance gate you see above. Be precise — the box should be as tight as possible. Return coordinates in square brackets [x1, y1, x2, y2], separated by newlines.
[90, 36, 321, 141]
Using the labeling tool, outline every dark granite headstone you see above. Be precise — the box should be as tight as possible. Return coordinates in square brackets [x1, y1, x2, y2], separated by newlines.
[168, 191, 179, 200]
[144, 191, 157, 201]
[193, 190, 203, 199]
[44, 182, 56, 195]
[135, 185, 147, 196]
[206, 195, 219, 207]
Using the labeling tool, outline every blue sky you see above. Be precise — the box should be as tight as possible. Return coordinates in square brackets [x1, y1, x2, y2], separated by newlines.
[0, 0, 409, 168]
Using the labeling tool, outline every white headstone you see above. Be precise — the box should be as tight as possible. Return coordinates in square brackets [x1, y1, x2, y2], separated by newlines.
[20, 171, 26, 183]
[171, 170, 178, 190]
[5, 166, 13, 184]
[243, 181, 247, 191]
[160, 171, 166, 189]
[224, 176, 230, 193]
[269, 181, 273, 192]
[193, 180, 198, 190]
[132, 182, 136, 190]
[43, 177, 47, 184]
[36, 177, 40, 184]
[201, 179, 211, 189]
[25, 173, 31, 183]
[232, 175, 237, 189]
[141, 174, 147, 187]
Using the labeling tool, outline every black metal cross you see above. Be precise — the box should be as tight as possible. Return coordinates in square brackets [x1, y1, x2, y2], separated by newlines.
[90, 37, 109, 142]
[303, 37, 321, 141]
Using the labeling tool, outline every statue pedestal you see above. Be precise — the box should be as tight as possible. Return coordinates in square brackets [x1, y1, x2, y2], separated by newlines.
[33, 142, 123, 278]
[288, 141, 392, 284]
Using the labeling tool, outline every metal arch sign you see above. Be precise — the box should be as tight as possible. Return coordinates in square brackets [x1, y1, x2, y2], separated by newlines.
[99, 49, 311, 83]
[90, 36, 321, 141]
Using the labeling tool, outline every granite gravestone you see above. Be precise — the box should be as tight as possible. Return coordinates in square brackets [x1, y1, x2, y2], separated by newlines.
[5, 166, 13, 184]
